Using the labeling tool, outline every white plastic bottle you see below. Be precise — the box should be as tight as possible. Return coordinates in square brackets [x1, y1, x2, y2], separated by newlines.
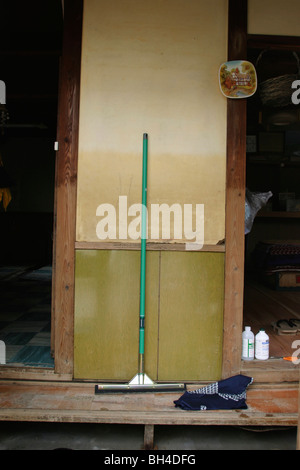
[255, 328, 269, 360]
[242, 326, 254, 360]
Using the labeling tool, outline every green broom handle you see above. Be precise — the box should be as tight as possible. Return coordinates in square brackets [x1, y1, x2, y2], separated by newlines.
[139, 133, 148, 363]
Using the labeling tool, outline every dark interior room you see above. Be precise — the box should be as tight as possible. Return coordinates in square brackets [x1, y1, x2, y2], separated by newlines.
[0, 1, 63, 367]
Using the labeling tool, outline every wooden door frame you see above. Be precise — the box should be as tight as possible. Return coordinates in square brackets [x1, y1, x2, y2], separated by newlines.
[53, 0, 248, 379]
[55, 0, 300, 381]
[53, 0, 247, 379]
[222, 0, 247, 378]
[52, 0, 83, 375]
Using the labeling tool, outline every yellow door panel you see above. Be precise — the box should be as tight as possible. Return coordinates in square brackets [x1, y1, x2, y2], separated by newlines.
[158, 252, 224, 381]
[74, 250, 224, 382]
[74, 250, 159, 380]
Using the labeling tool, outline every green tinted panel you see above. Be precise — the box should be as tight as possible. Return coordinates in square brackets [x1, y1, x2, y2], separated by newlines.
[158, 252, 224, 381]
[74, 250, 159, 380]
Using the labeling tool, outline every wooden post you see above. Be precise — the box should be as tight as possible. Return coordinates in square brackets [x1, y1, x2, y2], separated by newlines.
[53, 0, 83, 374]
[144, 424, 155, 450]
[222, 0, 248, 378]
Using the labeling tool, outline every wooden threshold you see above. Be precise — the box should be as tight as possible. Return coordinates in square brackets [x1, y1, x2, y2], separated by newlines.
[0, 367, 71, 382]
[242, 358, 299, 382]
[75, 241, 225, 252]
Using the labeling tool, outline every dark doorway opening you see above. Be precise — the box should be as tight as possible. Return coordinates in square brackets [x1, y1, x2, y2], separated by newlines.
[0, 1, 63, 367]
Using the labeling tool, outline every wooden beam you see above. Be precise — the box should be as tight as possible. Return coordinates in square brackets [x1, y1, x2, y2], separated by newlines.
[75, 241, 225, 252]
[222, 0, 247, 378]
[248, 34, 300, 52]
[53, 0, 83, 375]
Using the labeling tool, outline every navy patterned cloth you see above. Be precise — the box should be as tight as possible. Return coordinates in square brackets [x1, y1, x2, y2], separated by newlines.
[174, 375, 253, 411]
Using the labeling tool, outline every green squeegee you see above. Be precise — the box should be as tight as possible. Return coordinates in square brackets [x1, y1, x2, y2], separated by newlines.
[95, 134, 186, 393]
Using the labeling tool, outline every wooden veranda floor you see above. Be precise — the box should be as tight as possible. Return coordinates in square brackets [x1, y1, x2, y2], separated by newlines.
[0, 277, 299, 449]
[0, 379, 298, 448]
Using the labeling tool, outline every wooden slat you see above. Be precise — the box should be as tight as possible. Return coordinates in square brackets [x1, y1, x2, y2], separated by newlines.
[222, 0, 247, 378]
[0, 408, 297, 427]
[52, 0, 83, 374]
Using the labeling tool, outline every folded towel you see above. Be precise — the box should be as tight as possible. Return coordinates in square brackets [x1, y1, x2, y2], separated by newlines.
[174, 374, 253, 411]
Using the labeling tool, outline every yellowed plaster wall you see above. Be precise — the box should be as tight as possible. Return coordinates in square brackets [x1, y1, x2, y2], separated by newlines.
[77, 0, 228, 245]
[248, 0, 300, 36]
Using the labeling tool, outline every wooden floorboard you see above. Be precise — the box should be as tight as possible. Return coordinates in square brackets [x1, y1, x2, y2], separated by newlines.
[244, 279, 300, 359]
[0, 380, 298, 427]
